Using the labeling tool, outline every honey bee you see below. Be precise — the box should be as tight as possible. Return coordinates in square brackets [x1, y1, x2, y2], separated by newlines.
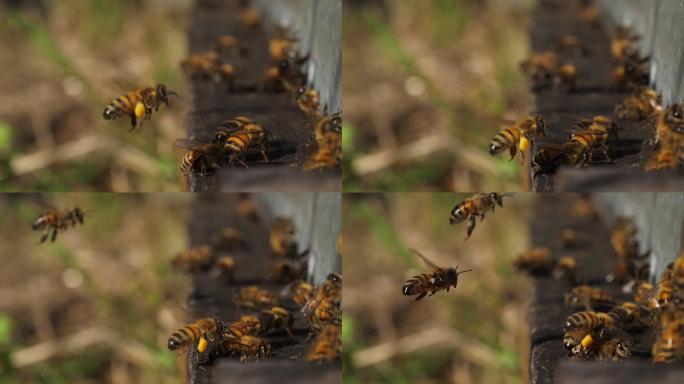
[295, 87, 321, 117]
[241, 5, 262, 28]
[314, 113, 343, 146]
[268, 26, 298, 61]
[565, 285, 615, 309]
[566, 115, 619, 166]
[531, 143, 572, 175]
[303, 273, 342, 330]
[288, 280, 315, 307]
[168, 317, 223, 354]
[270, 217, 297, 258]
[181, 51, 223, 81]
[211, 256, 236, 283]
[520, 51, 561, 86]
[553, 63, 577, 91]
[216, 335, 271, 362]
[654, 104, 684, 145]
[556, 35, 586, 57]
[645, 147, 682, 172]
[32, 207, 85, 243]
[632, 280, 655, 305]
[608, 217, 650, 283]
[561, 228, 578, 249]
[304, 128, 341, 171]
[103, 84, 178, 131]
[225, 306, 293, 338]
[612, 56, 650, 90]
[489, 116, 546, 162]
[271, 259, 307, 283]
[579, 4, 600, 28]
[212, 227, 247, 251]
[571, 196, 599, 220]
[215, 35, 247, 57]
[615, 88, 662, 121]
[611, 26, 639, 61]
[565, 310, 614, 331]
[596, 328, 633, 361]
[237, 193, 260, 224]
[514, 247, 552, 275]
[268, 56, 308, 91]
[233, 286, 280, 310]
[176, 140, 226, 177]
[653, 317, 684, 363]
[449, 193, 514, 240]
[553, 256, 577, 284]
[214, 117, 269, 166]
[172, 245, 215, 273]
[306, 324, 341, 363]
[402, 249, 471, 301]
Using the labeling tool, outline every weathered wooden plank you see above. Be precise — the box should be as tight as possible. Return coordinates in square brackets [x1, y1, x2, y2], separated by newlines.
[182, 193, 340, 383]
[184, 1, 341, 192]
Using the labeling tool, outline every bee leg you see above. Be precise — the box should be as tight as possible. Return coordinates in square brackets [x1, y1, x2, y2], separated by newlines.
[40, 230, 49, 243]
[414, 292, 427, 301]
[465, 215, 477, 240]
[509, 145, 517, 161]
[51, 228, 58, 242]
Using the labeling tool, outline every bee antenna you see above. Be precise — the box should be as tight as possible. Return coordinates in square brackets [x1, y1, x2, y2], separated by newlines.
[167, 90, 183, 100]
[457, 268, 473, 275]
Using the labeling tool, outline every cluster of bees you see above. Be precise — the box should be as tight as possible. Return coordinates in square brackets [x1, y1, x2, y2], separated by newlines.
[167, 199, 341, 364]
[176, 4, 341, 177]
[101, 2, 341, 182]
[515, 199, 684, 363]
[496, 9, 684, 175]
[400, 193, 516, 301]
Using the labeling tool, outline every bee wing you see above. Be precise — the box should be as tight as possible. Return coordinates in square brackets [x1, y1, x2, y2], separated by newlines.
[105, 77, 145, 95]
[409, 249, 442, 273]
[176, 139, 225, 155]
[26, 198, 57, 212]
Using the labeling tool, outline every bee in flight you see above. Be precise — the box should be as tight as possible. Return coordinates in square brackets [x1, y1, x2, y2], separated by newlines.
[449, 193, 514, 240]
[167, 317, 223, 355]
[402, 249, 471, 301]
[103, 84, 178, 131]
[32, 207, 86, 243]
[489, 116, 545, 163]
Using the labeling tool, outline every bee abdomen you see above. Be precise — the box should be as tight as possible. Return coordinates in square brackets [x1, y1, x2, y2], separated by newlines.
[402, 274, 431, 296]
[490, 128, 521, 154]
[168, 324, 200, 350]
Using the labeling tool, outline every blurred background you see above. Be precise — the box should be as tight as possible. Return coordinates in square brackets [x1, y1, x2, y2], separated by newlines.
[342, 0, 536, 192]
[0, 194, 193, 383]
[0, 1, 191, 192]
[342, 193, 532, 384]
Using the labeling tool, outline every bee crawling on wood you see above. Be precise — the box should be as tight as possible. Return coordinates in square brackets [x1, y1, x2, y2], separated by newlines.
[211, 227, 247, 251]
[103, 84, 179, 131]
[233, 286, 280, 310]
[402, 249, 471, 301]
[306, 324, 341, 363]
[564, 285, 615, 310]
[215, 335, 271, 362]
[305, 113, 342, 172]
[295, 86, 321, 117]
[514, 247, 552, 275]
[615, 88, 662, 121]
[172, 245, 215, 273]
[449, 193, 514, 240]
[303, 273, 342, 331]
[32, 207, 86, 243]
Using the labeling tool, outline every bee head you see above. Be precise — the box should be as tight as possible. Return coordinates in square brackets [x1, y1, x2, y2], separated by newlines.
[156, 84, 168, 101]
[278, 58, 291, 73]
[73, 208, 85, 224]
